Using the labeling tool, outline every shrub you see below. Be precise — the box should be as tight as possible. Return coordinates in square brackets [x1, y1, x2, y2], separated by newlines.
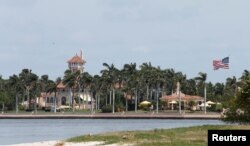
[210, 104, 223, 112]
[115, 104, 125, 112]
[139, 104, 151, 111]
[18, 104, 25, 111]
[101, 104, 113, 113]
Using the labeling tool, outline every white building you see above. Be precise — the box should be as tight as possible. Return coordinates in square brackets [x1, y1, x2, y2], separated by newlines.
[39, 51, 93, 110]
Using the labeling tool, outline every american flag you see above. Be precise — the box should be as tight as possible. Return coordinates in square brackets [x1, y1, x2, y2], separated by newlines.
[213, 57, 229, 70]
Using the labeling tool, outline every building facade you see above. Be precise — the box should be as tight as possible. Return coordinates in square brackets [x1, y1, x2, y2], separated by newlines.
[161, 82, 204, 111]
[39, 50, 92, 110]
[67, 51, 86, 73]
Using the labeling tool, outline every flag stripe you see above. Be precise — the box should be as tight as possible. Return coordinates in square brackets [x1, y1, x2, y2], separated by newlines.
[213, 57, 229, 70]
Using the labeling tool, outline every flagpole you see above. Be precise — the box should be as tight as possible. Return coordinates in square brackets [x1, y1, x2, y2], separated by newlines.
[234, 77, 238, 96]
[178, 82, 181, 114]
[204, 85, 206, 114]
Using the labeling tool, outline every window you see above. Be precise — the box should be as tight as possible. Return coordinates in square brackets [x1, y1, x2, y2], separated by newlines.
[50, 97, 54, 103]
[61, 97, 66, 105]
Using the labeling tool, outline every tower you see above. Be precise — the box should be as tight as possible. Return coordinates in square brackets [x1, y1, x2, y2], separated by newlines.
[67, 50, 86, 73]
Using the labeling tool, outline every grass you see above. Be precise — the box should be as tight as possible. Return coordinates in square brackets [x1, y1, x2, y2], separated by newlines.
[67, 125, 250, 146]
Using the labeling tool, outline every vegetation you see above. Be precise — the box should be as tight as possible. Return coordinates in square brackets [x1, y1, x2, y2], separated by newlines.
[224, 76, 250, 123]
[139, 103, 151, 111]
[210, 104, 223, 112]
[101, 104, 113, 113]
[188, 100, 196, 111]
[67, 125, 250, 146]
[0, 63, 250, 116]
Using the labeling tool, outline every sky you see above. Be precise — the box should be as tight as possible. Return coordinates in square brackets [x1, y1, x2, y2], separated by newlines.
[0, 0, 249, 83]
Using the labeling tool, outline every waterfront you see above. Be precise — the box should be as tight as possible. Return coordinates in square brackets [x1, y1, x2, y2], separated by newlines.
[0, 119, 225, 145]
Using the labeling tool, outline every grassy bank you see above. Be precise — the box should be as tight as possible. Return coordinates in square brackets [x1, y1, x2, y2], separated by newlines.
[67, 125, 250, 146]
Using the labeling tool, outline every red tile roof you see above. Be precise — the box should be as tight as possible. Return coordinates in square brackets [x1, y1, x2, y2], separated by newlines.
[161, 92, 203, 101]
[67, 55, 86, 64]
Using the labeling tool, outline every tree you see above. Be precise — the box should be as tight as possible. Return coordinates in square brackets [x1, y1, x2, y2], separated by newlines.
[151, 67, 165, 113]
[0, 76, 10, 112]
[19, 69, 38, 109]
[99, 72, 110, 107]
[140, 62, 154, 100]
[224, 79, 250, 123]
[237, 70, 250, 89]
[39, 75, 49, 108]
[0, 75, 4, 90]
[0, 91, 10, 113]
[195, 72, 207, 114]
[184, 79, 196, 95]
[240, 70, 250, 82]
[8, 74, 24, 113]
[92, 75, 101, 111]
[46, 78, 61, 113]
[214, 83, 224, 96]
[166, 68, 176, 95]
[101, 63, 119, 113]
[63, 70, 80, 112]
[123, 63, 139, 112]
[79, 72, 93, 111]
[225, 76, 238, 97]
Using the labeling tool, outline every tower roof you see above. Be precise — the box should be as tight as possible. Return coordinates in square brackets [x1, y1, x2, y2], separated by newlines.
[67, 54, 86, 64]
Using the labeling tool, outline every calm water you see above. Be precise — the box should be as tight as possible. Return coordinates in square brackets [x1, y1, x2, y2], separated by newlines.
[0, 119, 225, 145]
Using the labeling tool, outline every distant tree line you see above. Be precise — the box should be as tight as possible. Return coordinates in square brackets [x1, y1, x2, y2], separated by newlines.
[0, 62, 249, 117]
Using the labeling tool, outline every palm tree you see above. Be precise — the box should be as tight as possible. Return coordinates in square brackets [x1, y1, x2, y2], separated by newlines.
[19, 69, 38, 109]
[0, 91, 9, 113]
[0, 76, 9, 113]
[79, 72, 93, 111]
[76, 72, 83, 110]
[240, 70, 250, 81]
[63, 70, 80, 112]
[236, 70, 250, 90]
[225, 76, 238, 97]
[165, 68, 176, 94]
[195, 72, 207, 114]
[101, 63, 119, 113]
[39, 75, 49, 109]
[99, 73, 110, 106]
[140, 62, 154, 101]
[152, 67, 165, 113]
[213, 82, 225, 102]
[131, 64, 140, 112]
[91, 75, 101, 111]
[123, 63, 139, 112]
[121, 66, 129, 112]
[0, 75, 3, 89]
[8, 74, 24, 113]
[184, 79, 197, 95]
[46, 78, 61, 113]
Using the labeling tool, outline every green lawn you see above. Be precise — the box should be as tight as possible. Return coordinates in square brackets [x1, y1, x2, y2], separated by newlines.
[67, 125, 250, 146]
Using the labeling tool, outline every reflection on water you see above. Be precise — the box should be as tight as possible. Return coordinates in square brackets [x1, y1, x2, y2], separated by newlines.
[0, 119, 225, 145]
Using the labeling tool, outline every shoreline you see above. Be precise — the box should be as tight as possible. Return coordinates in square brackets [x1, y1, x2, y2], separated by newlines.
[0, 113, 221, 119]
[6, 141, 106, 146]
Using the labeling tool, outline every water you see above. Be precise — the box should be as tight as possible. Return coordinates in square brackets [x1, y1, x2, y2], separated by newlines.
[0, 119, 225, 145]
